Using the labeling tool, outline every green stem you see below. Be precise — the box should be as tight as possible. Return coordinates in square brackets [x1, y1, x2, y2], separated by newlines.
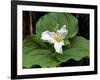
[54, 24, 59, 31]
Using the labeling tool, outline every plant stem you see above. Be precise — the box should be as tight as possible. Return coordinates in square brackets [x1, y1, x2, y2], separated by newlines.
[29, 11, 33, 35]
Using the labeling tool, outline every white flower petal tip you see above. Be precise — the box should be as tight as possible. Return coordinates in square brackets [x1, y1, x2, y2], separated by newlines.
[41, 30, 55, 43]
[61, 25, 68, 32]
[54, 41, 64, 54]
[57, 25, 68, 39]
[62, 25, 67, 29]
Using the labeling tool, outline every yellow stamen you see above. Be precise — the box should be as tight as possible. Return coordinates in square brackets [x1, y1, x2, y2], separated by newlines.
[54, 32, 63, 42]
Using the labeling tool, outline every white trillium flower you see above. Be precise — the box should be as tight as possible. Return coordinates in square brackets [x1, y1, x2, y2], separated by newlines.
[41, 25, 68, 54]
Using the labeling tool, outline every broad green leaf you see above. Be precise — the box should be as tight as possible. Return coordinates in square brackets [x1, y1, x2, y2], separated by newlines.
[23, 35, 60, 68]
[36, 13, 78, 38]
[23, 35, 89, 68]
[23, 35, 48, 52]
[23, 49, 59, 68]
[56, 36, 89, 62]
[70, 36, 89, 49]
[56, 48, 89, 62]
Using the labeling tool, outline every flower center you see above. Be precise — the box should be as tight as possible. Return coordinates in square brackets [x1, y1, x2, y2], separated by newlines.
[54, 32, 63, 42]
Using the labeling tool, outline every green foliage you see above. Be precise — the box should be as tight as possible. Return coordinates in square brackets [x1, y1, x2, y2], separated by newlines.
[23, 35, 89, 68]
[70, 36, 89, 49]
[23, 35, 60, 68]
[23, 13, 89, 68]
[23, 49, 60, 68]
[36, 13, 78, 38]
[56, 36, 89, 62]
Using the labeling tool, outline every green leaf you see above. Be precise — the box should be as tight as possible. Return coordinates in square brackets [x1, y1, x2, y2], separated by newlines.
[56, 48, 89, 62]
[23, 35, 89, 68]
[23, 35, 60, 68]
[64, 39, 70, 46]
[36, 13, 78, 38]
[23, 35, 48, 52]
[56, 36, 89, 62]
[23, 49, 59, 68]
[64, 14, 78, 38]
[70, 36, 89, 49]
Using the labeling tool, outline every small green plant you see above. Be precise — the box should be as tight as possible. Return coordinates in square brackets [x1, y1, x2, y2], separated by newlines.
[23, 13, 89, 68]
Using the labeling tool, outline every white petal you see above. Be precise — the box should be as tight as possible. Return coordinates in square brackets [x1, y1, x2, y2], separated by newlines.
[57, 25, 68, 39]
[41, 31, 55, 43]
[54, 40, 64, 54]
